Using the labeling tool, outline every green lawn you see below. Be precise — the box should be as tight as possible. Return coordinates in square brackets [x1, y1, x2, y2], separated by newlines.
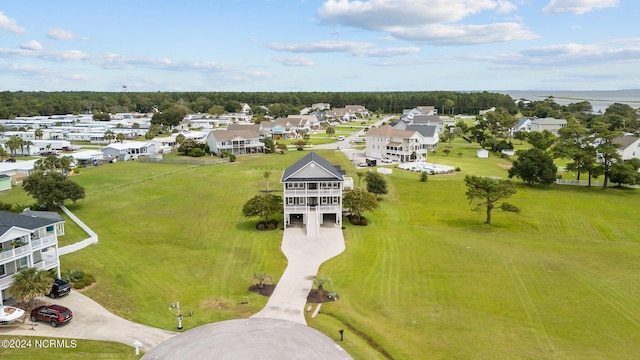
[2, 145, 639, 359]
[0, 336, 141, 359]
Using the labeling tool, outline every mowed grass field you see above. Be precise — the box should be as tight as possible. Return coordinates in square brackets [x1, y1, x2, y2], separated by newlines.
[2, 143, 640, 359]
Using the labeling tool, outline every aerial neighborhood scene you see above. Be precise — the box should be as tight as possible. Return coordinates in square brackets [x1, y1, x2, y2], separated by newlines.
[1, 1, 640, 359]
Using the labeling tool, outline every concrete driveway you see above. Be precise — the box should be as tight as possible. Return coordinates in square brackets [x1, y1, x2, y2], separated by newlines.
[0, 291, 177, 352]
[251, 225, 345, 324]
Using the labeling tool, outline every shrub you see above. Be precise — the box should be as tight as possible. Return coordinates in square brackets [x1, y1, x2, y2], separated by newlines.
[256, 222, 266, 230]
[420, 172, 428, 182]
[455, 167, 461, 172]
[187, 148, 205, 157]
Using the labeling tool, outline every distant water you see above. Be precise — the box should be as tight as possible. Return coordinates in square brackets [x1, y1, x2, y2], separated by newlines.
[501, 90, 640, 113]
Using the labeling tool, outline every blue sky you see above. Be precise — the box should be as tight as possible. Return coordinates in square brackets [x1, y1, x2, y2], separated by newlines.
[0, 0, 638, 92]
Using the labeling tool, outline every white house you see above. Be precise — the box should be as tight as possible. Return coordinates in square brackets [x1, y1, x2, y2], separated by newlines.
[281, 152, 345, 232]
[1, 210, 65, 305]
[101, 141, 156, 161]
[613, 136, 640, 160]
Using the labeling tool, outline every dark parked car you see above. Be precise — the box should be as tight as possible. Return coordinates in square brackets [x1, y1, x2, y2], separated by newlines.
[47, 279, 71, 299]
[30, 305, 73, 327]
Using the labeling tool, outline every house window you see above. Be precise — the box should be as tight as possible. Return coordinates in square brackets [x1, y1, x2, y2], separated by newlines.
[321, 197, 328, 205]
[18, 257, 28, 269]
[0, 264, 5, 276]
[332, 196, 339, 204]
[286, 183, 304, 189]
[287, 197, 294, 205]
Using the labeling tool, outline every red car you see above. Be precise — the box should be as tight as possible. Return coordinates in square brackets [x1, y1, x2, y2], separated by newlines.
[30, 305, 73, 327]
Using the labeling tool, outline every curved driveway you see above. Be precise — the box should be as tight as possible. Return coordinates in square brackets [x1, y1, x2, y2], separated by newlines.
[0, 291, 176, 352]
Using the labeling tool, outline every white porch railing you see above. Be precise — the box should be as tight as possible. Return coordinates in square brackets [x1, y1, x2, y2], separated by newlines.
[0, 274, 15, 289]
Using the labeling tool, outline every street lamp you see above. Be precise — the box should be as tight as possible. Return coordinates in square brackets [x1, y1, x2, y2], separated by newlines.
[338, 329, 344, 341]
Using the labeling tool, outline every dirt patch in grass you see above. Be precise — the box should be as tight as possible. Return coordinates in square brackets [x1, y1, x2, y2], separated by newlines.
[248, 284, 276, 297]
[307, 289, 337, 303]
[498, 164, 512, 169]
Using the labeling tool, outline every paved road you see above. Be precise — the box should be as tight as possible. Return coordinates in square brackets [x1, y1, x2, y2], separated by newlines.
[0, 291, 177, 353]
[251, 224, 345, 325]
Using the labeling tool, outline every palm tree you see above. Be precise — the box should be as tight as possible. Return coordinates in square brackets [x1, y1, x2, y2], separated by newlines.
[312, 275, 331, 291]
[263, 170, 272, 192]
[116, 133, 126, 143]
[24, 140, 34, 155]
[104, 130, 115, 144]
[6, 136, 23, 156]
[251, 272, 273, 289]
[9, 267, 52, 311]
[35, 128, 44, 140]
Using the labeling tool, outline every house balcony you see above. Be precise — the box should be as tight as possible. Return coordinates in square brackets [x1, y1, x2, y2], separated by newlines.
[34, 256, 58, 271]
[0, 274, 15, 289]
[0, 236, 57, 264]
[284, 204, 342, 213]
[284, 188, 343, 196]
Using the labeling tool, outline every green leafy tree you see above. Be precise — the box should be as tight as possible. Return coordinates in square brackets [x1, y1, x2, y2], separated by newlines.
[175, 134, 186, 145]
[513, 130, 527, 145]
[241, 193, 283, 224]
[365, 171, 388, 196]
[609, 160, 640, 186]
[208, 105, 226, 116]
[116, 133, 126, 143]
[326, 126, 335, 138]
[552, 120, 590, 180]
[508, 148, 558, 185]
[93, 112, 111, 121]
[312, 275, 332, 290]
[9, 267, 52, 311]
[22, 171, 85, 210]
[526, 130, 556, 151]
[464, 175, 517, 225]
[342, 188, 379, 224]
[590, 122, 623, 189]
[262, 137, 274, 153]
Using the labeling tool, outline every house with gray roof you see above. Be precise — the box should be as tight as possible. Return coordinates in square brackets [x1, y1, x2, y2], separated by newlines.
[281, 152, 345, 231]
[366, 125, 427, 162]
[0, 210, 65, 305]
[613, 136, 640, 160]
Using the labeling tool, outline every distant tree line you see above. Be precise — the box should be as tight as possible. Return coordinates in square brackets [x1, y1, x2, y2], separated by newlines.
[0, 91, 518, 118]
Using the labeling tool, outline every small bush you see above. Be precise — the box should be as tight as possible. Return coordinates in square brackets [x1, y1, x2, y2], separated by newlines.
[455, 167, 461, 172]
[256, 222, 266, 230]
[420, 172, 428, 182]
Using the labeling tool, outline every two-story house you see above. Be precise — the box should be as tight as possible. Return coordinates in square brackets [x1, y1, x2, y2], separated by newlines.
[1, 210, 64, 305]
[613, 136, 640, 160]
[281, 152, 345, 232]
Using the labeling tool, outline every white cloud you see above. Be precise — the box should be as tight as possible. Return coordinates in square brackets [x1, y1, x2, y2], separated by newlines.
[542, 0, 619, 15]
[273, 56, 315, 66]
[47, 28, 87, 41]
[0, 12, 25, 34]
[268, 40, 419, 57]
[470, 41, 640, 67]
[316, 0, 529, 45]
[389, 23, 538, 45]
[19, 40, 43, 51]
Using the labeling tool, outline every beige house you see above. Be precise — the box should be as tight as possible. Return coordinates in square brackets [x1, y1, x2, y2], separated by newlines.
[206, 129, 265, 155]
[530, 118, 567, 134]
[365, 125, 427, 162]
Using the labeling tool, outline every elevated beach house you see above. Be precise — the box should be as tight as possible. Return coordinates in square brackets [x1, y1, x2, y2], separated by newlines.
[281, 152, 345, 231]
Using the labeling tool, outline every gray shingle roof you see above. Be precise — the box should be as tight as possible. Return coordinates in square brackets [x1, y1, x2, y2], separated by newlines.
[281, 152, 344, 182]
[0, 210, 63, 237]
